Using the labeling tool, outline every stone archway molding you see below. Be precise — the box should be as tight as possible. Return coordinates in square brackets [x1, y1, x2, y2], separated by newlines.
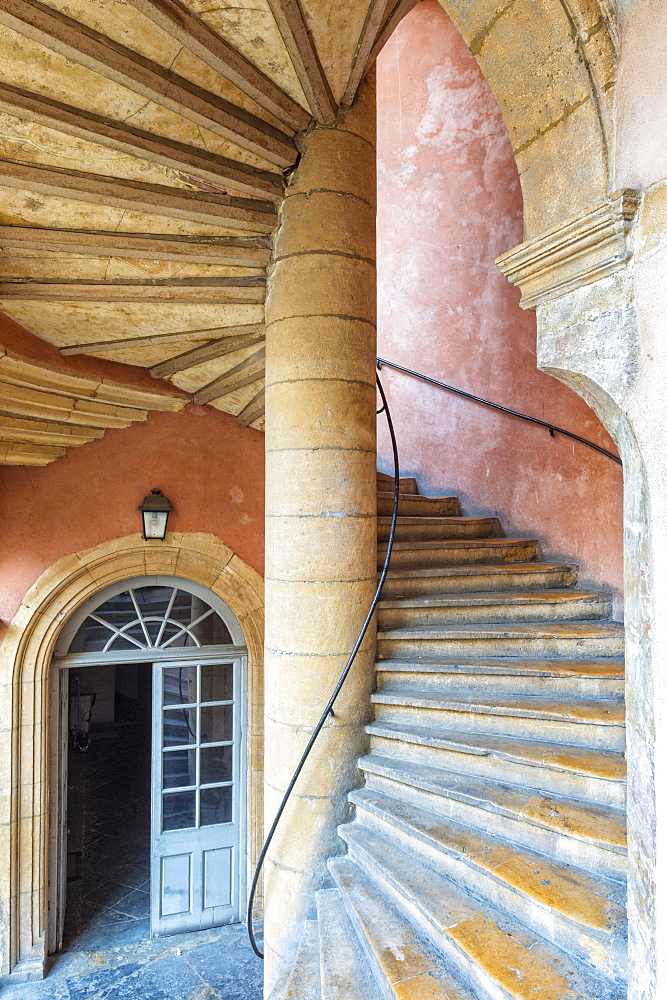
[0, 531, 264, 982]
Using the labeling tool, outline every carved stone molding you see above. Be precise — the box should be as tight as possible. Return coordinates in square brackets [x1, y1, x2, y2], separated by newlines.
[496, 190, 642, 309]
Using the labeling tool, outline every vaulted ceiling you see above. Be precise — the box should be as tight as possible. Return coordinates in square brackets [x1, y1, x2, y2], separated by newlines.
[0, 0, 411, 460]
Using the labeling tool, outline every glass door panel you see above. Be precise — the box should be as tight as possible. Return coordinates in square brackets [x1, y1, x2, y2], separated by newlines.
[150, 658, 243, 935]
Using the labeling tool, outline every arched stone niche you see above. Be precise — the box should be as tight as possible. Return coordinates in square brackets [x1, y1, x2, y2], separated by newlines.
[437, 0, 617, 237]
[0, 532, 264, 981]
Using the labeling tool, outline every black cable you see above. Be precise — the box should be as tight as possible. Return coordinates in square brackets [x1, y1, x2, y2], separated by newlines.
[246, 371, 400, 959]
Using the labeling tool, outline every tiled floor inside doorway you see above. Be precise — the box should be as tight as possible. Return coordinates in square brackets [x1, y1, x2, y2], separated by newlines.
[2, 685, 262, 1000]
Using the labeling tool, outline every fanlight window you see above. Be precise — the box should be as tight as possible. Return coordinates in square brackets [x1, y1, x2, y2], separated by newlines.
[69, 585, 233, 654]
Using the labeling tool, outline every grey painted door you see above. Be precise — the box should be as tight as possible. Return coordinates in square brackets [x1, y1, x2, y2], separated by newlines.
[150, 657, 244, 935]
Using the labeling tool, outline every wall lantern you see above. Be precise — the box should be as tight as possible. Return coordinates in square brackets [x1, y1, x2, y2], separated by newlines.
[139, 488, 173, 541]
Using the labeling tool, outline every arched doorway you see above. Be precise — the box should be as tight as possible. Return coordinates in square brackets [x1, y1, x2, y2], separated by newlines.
[48, 576, 248, 956]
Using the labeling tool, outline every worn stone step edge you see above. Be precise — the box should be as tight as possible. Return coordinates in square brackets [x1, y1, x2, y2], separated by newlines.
[384, 562, 578, 582]
[360, 762, 626, 882]
[377, 517, 503, 540]
[374, 665, 624, 700]
[377, 489, 457, 502]
[378, 515, 500, 527]
[371, 689, 625, 727]
[379, 537, 540, 553]
[377, 472, 419, 494]
[378, 621, 624, 640]
[335, 835, 624, 1000]
[378, 504, 464, 520]
[366, 720, 627, 783]
[349, 789, 626, 954]
[329, 857, 479, 1000]
[316, 888, 383, 1000]
[366, 723, 626, 810]
[377, 493, 461, 514]
[380, 567, 581, 598]
[269, 919, 322, 1000]
[375, 656, 624, 677]
[377, 629, 624, 664]
[377, 624, 625, 661]
[378, 589, 611, 609]
[378, 597, 613, 628]
[358, 752, 627, 858]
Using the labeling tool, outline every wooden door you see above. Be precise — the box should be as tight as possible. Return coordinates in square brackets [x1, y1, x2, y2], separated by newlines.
[150, 657, 244, 935]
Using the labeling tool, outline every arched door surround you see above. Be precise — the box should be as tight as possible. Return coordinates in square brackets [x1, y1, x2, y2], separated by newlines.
[0, 533, 263, 981]
[50, 576, 248, 946]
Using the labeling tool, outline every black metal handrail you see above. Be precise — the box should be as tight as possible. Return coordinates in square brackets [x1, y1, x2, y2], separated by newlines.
[376, 357, 622, 466]
[246, 372, 400, 959]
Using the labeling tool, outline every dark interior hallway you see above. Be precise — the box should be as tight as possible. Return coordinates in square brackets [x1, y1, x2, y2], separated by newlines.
[63, 663, 152, 952]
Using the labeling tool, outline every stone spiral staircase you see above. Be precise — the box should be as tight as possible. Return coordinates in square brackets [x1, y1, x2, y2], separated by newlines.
[274, 471, 627, 1000]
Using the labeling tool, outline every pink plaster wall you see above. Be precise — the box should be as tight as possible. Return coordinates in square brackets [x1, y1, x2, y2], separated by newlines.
[0, 314, 264, 643]
[616, 0, 667, 190]
[376, 1, 624, 601]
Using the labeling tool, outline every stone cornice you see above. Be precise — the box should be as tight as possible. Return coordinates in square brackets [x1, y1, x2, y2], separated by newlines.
[496, 190, 642, 309]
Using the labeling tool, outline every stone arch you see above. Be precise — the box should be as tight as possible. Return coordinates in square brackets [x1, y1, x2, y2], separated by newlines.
[389, 0, 618, 237]
[0, 532, 264, 980]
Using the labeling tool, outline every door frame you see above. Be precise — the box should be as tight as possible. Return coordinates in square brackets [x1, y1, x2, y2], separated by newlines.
[47, 575, 249, 956]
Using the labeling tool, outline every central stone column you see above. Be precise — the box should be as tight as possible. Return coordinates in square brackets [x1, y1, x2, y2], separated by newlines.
[263, 74, 377, 989]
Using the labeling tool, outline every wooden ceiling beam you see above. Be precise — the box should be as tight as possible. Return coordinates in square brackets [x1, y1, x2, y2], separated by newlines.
[0, 381, 143, 427]
[0, 413, 105, 447]
[0, 158, 277, 233]
[0, 277, 266, 303]
[0, 0, 297, 168]
[193, 369, 263, 404]
[265, 0, 337, 123]
[0, 440, 64, 465]
[60, 323, 263, 356]
[341, 0, 393, 111]
[364, 0, 421, 76]
[150, 332, 265, 378]
[0, 227, 272, 268]
[125, 0, 311, 133]
[192, 346, 265, 403]
[0, 83, 283, 202]
[237, 386, 265, 426]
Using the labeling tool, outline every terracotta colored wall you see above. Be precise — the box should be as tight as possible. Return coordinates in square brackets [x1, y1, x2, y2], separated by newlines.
[375, 1, 623, 604]
[0, 316, 264, 641]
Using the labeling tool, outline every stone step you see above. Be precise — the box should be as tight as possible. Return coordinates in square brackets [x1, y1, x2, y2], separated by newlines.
[269, 919, 322, 1000]
[377, 619, 625, 660]
[377, 589, 613, 628]
[334, 839, 624, 1000]
[366, 721, 626, 808]
[359, 753, 627, 878]
[377, 492, 461, 517]
[381, 562, 578, 597]
[329, 858, 479, 1000]
[376, 471, 419, 494]
[316, 889, 383, 1000]
[371, 686, 625, 749]
[375, 656, 625, 699]
[378, 537, 541, 570]
[377, 515, 502, 542]
[349, 789, 626, 978]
